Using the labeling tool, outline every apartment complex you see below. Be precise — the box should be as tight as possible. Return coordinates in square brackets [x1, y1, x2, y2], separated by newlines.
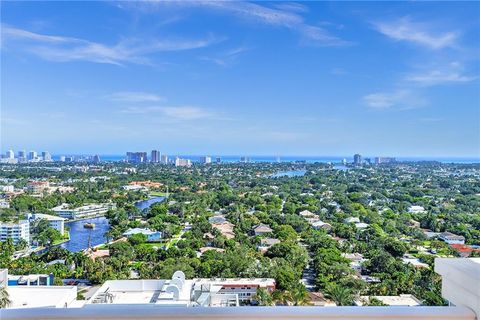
[28, 213, 65, 235]
[151, 150, 161, 163]
[175, 157, 192, 167]
[51, 203, 116, 220]
[126, 152, 148, 163]
[200, 156, 212, 164]
[0, 220, 30, 245]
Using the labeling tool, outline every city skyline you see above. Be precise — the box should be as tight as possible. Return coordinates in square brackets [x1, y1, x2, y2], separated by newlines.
[1, 1, 479, 157]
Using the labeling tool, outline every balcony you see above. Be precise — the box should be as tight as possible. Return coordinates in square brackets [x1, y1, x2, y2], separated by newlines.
[1, 258, 479, 320]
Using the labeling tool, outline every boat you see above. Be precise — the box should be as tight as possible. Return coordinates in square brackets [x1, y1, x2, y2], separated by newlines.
[83, 223, 95, 229]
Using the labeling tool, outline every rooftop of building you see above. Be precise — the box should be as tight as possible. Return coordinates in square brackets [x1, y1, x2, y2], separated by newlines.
[355, 294, 422, 306]
[6, 286, 78, 309]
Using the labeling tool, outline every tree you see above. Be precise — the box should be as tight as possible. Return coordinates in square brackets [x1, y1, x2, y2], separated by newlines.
[0, 281, 11, 308]
[289, 284, 312, 306]
[252, 288, 273, 306]
[128, 233, 147, 245]
[324, 283, 354, 306]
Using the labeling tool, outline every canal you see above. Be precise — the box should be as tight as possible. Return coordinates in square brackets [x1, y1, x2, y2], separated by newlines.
[60, 196, 166, 252]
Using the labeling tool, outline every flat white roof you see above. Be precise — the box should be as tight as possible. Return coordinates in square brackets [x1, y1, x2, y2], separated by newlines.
[357, 294, 421, 306]
[7, 286, 77, 309]
[32, 213, 65, 221]
[89, 279, 193, 305]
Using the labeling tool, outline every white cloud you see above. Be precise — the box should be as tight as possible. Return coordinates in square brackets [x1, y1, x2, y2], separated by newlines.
[125, 1, 349, 46]
[121, 106, 214, 120]
[363, 90, 426, 110]
[200, 46, 251, 67]
[107, 91, 165, 102]
[1, 25, 221, 65]
[373, 17, 458, 49]
[407, 70, 476, 85]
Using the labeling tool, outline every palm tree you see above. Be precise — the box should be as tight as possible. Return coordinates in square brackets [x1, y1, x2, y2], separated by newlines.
[290, 285, 312, 306]
[252, 288, 274, 306]
[0, 281, 11, 309]
[324, 283, 354, 306]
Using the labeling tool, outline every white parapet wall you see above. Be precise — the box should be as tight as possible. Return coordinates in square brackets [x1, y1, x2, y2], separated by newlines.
[435, 258, 480, 318]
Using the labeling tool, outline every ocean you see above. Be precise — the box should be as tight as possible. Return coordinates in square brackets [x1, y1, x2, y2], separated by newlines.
[51, 155, 480, 164]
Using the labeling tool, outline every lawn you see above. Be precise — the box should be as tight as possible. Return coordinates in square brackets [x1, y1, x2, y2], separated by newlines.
[52, 231, 70, 246]
[149, 191, 169, 197]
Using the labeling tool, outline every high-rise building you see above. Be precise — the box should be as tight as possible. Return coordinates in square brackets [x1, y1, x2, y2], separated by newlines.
[160, 154, 169, 165]
[42, 151, 52, 161]
[126, 152, 147, 163]
[175, 157, 192, 167]
[200, 156, 211, 164]
[28, 151, 37, 161]
[240, 156, 250, 163]
[342, 158, 347, 165]
[151, 150, 161, 163]
[375, 157, 396, 164]
[92, 155, 101, 163]
[6, 150, 14, 159]
[216, 157, 221, 164]
[353, 154, 362, 166]
[59, 156, 66, 162]
[17, 150, 26, 161]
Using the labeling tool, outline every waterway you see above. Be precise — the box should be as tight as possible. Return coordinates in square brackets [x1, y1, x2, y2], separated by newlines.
[135, 196, 165, 211]
[60, 196, 166, 252]
[60, 216, 110, 252]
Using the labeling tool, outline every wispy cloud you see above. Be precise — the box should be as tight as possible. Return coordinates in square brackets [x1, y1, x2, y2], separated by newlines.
[1, 24, 221, 65]
[106, 91, 165, 102]
[200, 46, 251, 67]
[121, 106, 215, 120]
[373, 17, 458, 49]
[125, 1, 350, 46]
[363, 90, 426, 110]
[405, 62, 477, 86]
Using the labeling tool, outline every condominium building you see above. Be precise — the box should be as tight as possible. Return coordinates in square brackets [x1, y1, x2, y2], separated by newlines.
[0, 220, 30, 245]
[28, 151, 37, 161]
[28, 213, 65, 235]
[151, 150, 161, 163]
[126, 152, 148, 163]
[42, 151, 52, 161]
[160, 154, 169, 164]
[6, 149, 14, 159]
[353, 154, 362, 165]
[374, 157, 396, 164]
[2, 258, 480, 318]
[26, 181, 50, 194]
[51, 203, 116, 220]
[200, 156, 211, 164]
[175, 157, 192, 167]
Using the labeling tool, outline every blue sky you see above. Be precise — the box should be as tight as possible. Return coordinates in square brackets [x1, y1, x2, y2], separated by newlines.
[1, 1, 479, 157]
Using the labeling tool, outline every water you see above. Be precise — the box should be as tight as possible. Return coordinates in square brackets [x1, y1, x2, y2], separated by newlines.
[135, 196, 165, 211]
[52, 154, 480, 164]
[270, 170, 307, 178]
[60, 217, 110, 252]
[59, 197, 165, 252]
